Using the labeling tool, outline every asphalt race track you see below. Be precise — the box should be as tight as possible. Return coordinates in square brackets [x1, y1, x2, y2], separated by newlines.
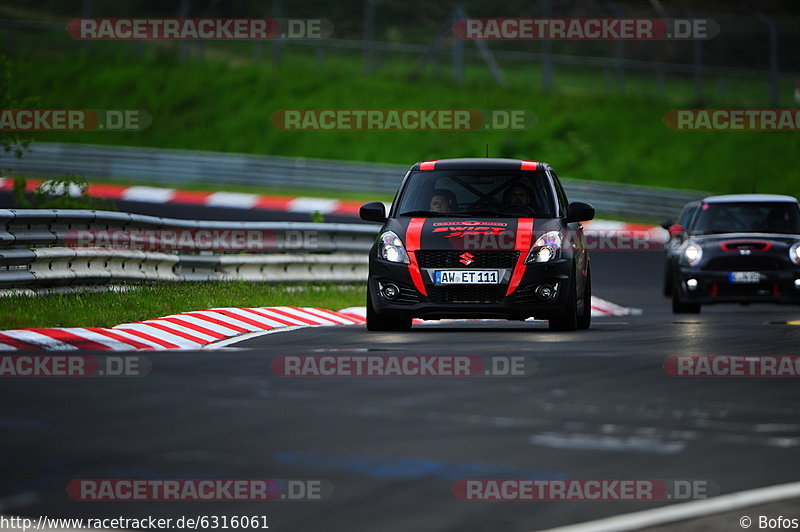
[3, 249, 800, 531]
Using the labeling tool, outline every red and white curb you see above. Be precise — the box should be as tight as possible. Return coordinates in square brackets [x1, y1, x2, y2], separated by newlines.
[0, 307, 366, 352]
[0, 178, 667, 242]
[0, 298, 639, 351]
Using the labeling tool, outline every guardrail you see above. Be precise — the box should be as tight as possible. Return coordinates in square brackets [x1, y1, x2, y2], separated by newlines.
[0, 142, 706, 221]
[0, 209, 376, 288]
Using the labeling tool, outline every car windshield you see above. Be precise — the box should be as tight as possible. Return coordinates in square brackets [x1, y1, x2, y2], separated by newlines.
[691, 202, 800, 234]
[395, 170, 557, 218]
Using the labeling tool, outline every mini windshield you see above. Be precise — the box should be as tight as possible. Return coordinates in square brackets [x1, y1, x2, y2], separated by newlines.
[691, 202, 800, 234]
[396, 170, 557, 218]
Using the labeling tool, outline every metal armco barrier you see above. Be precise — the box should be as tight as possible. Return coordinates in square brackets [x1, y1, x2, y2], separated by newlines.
[1, 142, 706, 221]
[0, 209, 376, 288]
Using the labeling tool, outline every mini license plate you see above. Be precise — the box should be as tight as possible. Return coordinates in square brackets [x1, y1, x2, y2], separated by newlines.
[729, 271, 761, 284]
[434, 270, 500, 285]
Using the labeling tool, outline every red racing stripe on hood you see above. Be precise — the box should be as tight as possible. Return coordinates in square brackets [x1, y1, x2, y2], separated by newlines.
[406, 218, 428, 296]
[506, 218, 534, 296]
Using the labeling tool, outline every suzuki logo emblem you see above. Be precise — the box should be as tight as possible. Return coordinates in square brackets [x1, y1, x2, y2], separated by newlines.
[459, 252, 475, 265]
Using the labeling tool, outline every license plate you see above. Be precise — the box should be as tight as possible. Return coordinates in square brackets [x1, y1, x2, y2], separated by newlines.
[434, 270, 499, 285]
[729, 271, 761, 284]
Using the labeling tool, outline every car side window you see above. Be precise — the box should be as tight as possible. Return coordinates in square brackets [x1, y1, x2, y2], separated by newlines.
[548, 170, 569, 218]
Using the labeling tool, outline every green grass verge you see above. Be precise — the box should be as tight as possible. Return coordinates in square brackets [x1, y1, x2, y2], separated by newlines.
[10, 47, 799, 197]
[0, 282, 365, 330]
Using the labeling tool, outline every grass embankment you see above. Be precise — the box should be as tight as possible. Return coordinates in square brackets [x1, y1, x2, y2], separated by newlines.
[0, 283, 365, 330]
[10, 47, 799, 197]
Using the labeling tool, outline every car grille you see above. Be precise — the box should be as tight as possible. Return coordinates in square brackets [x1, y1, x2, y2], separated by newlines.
[416, 250, 519, 269]
[704, 256, 786, 271]
[427, 285, 507, 304]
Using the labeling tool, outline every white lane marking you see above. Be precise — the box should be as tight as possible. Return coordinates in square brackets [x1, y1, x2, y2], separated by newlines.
[528, 432, 686, 455]
[203, 326, 306, 349]
[206, 192, 259, 209]
[122, 186, 175, 203]
[538, 480, 800, 532]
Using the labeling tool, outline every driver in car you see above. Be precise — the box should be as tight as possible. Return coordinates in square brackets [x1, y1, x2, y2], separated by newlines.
[503, 183, 532, 206]
[430, 189, 457, 213]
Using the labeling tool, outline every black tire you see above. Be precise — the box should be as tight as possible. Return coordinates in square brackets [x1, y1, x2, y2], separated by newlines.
[549, 269, 579, 331]
[662, 263, 673, 297]
[577, 267, 592, 330]
[366, 288, 412, 331]
[671, 281, 701, 314]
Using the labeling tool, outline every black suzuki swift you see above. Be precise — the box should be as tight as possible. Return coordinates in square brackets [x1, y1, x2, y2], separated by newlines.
[359, 158, 595, 331]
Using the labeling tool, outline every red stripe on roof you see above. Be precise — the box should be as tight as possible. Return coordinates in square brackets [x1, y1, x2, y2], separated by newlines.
[419, 161, 437, 170]
[520, 161, 538, 171]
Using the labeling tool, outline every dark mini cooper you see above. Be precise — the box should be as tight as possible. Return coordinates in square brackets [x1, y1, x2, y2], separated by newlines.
[359, 158, 595, 331]
[664, 194, 800, 313]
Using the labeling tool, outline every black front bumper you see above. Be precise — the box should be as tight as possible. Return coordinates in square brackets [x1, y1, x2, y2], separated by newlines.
[675, 267, 800, 305]
[369, 257, 573, 320]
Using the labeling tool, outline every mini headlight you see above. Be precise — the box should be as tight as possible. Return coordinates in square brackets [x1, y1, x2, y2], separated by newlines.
[525, 231, 563, 264]
[682, 243, 703, 265]
[378, 231, 410, 264]
[790, 243, 800, 265]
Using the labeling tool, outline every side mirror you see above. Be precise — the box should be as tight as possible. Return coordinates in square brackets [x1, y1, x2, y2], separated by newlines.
[668, 224, 684, 238]
[360, 201, 387, 223]
[660, 219, 674, 230]
[566, 201, 595, 223]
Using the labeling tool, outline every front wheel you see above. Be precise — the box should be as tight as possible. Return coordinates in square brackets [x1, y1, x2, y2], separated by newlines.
[549, 270, 579, 332]
[576, 267, 592, 330]
[671, 284, 701, 314]
[366, 288, 412, 331]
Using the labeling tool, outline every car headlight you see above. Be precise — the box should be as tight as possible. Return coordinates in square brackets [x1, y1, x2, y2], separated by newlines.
[525, 231, 563, 264]
[682, 242, 703, 266]
[378, 231, 410, 264]
[790, 243, 800, 265]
